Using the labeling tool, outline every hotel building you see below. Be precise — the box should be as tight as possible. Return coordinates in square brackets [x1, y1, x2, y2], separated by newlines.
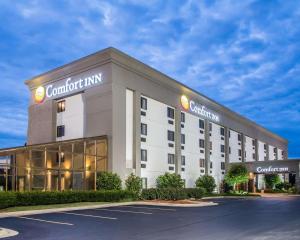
[0, 47, 293, 192]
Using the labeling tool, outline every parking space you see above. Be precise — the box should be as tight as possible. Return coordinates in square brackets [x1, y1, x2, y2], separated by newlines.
[0, 197, 300, 240]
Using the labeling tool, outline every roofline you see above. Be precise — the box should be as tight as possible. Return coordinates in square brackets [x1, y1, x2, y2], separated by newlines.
[24, 47, 288, 144]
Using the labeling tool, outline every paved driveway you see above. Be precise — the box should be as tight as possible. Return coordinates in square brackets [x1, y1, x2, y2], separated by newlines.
[0, 196, 299, 240]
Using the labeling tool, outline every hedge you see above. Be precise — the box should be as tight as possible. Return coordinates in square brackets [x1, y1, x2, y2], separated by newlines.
[141, 188, 206, 200]
[0, 190, 135, 209]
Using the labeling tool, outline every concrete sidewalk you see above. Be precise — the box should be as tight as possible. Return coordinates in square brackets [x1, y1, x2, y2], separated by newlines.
[0, 228, 19, 238]
[0, 201, 217, 218]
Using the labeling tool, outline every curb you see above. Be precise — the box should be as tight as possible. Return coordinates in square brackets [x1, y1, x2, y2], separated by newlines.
[0, 201, 217, 218]
[0, 228, 19, 239]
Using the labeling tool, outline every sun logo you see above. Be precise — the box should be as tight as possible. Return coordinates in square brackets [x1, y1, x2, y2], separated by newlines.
[181, 95, 189, 110]
[34, 86, 46, 103]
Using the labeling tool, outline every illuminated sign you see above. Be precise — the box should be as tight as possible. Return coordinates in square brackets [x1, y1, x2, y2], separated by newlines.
[181, 95, 220, 122]
[256, 166, 289, 173]
[35, 72, 103, 103]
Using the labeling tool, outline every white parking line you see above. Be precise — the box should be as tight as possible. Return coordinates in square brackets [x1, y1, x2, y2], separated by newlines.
[16, 216, 74, 226]
[94, 209, 153, 215]
[122, 206, 176, 211]
[59, 212, 117, 220]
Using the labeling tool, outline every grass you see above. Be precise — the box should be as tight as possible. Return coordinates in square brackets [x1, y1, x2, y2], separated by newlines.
[0, 202, 115, 213]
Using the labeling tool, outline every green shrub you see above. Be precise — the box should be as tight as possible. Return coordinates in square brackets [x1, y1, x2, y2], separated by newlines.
[125, 173, 142, 197]
[141, 188, 157, 200]
[265, 174, 281, 189]
[196, 175, 216, 194]
[224, 164, 248, 190]
[185, 188, 206, 199]
[0, 190, 135, 209]
[275, 182, 291, 190]
[156, 173, 185, 189]
[96, 172, 122, 190]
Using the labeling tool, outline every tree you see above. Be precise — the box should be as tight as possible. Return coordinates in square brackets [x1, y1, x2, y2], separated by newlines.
[195, 175, 216, 194]
[265, 174, 281, 189]
[96, 172, 122, 190]
[156, 173, 185, 189]
[125, 173, 142, 196]
[224, 164, 248, 190]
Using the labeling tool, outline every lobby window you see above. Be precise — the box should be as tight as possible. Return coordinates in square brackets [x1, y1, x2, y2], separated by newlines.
[167, 107, 174, 119]
[55, 152, 65, 163]
[141, 149, 147, 162]
[221, 144, 225, 153]
[199, 139, 205, 148]
[199, 158, 205, 168]
[181, 112, 185, 123]
[167, 130, 175, 142]
[57, 100, 65, 113]
[199, 119, 204, 129]
[57, 125, 65, 137]
[141, 97, 147, 110]
[141, 123, 147, 136]
[181, 156, 185, 166]
[220, 127, 225, 136]
[168, 154, 175, 164]
[221, 162, 225, 170]
[181, 134, 185, 144]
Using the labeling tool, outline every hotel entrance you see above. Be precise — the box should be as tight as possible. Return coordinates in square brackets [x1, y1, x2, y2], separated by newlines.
[0, 136, 108, 192]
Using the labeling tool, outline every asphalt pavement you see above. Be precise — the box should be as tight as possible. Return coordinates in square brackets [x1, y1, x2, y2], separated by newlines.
[0, 196, 299, 240]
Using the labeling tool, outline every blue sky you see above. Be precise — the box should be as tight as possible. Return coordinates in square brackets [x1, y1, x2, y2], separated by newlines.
[0, 0, 299, 157]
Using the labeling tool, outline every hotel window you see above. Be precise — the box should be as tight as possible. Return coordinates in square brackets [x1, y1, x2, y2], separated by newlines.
[167, 130, 175, 142]
[209, 123, 212, 131]
[57, 100, 65, 113]
[167, 107, 174, 119]
[199, 139, 205, 148]
[141, 163, 146, 168]
[168, 154, 175, 164]
[181, 134, 185, 144]
[221, 162, 225, 170]
[221, 144, 225, 153]
[238, 134, 242, 141]
[238, 149, 242, 157]
[181, 112, 185, 123]
[141, 123, 147, 136]
[252, 139, 256, 147]
[210, 161, 213, 168]
[181, 156, 186, 166]
[210, 141, 212, 150]
[220, 127, 225, 136]
[252, 153, 256, 160]
[55, 152, 65, 163]
[141, 97, 147, 110]
[141, 149, 147, 162]
[199, 119, 205, 129]
[229, 147, 231, 154]
[228, 130, 231, 138]
[264, 144, 267, 150]
[57, 125, 65, 137]
[199, 158, 205, 168]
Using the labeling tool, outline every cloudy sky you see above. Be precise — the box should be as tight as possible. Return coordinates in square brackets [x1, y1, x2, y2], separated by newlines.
[0, 0, 299, 157]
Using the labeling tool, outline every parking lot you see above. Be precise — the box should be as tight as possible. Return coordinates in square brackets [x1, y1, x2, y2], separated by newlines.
[0, 196, 300, 240]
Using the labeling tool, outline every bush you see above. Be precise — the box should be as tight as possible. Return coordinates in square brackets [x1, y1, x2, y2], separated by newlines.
[196, 175, 216, 194]
[156, 173, 185, 189]
[141, 188, 206, 200]
[0, 190, 135, 209]
[96, 172, 122, 190]
[265, 174, 281, 189]
[275, 182, 291, 190]
[224, 164, 248, 190]
[125, 173, 142, 197]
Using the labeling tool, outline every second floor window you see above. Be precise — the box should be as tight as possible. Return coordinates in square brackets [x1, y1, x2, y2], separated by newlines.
[57, 125, 65, 138]
[141, 123, 147, 136]
[168, 130, 175, 142]
[57, 100, 65, 113]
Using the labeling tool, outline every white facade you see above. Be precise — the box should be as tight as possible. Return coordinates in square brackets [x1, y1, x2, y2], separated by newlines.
[258, 140, 266, 161]
[229, 129, 242, 163]
[245, 136, 256, 162]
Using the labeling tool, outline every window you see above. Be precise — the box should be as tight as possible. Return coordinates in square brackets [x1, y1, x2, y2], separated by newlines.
[252, 153, 256, 159]
[167, 107, 174, 119]
[168, 154, 175, 164]
[167, 130, 175, 142]
[209, 123, 212, 131]
[229, 147, 231, 154]
[199, 119, 205, 129]
[252, 139, 256, 146]
[220, 127, 225, 136]
[221, 144, 225, 153]
[56, 152, 65, 163]
[57, 100, 65, 113]
[141, 123, 147, 136]
[238, 149, 242, 157]
[141, 97, 147, 110]
[210, 161, 213, 168]
[274, 148, 277, 153]
[221, 162, 225, 170]
[238, 134, 242, 141]
[228, 130, 231, 138]
[141, 149, 147, 162]
[181, 156, 185, 166]
[141, 111, 146, 116]
[199, 139, 205, 148]
[199, 158, 205, 168]
[57, 125, 65, 137]
[181, 134, 185, 144]
[169, 166, 174, 171]
[210, 141, 212, 150]
[181, 112, 185, 123]
[141, 163, 146, 168]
